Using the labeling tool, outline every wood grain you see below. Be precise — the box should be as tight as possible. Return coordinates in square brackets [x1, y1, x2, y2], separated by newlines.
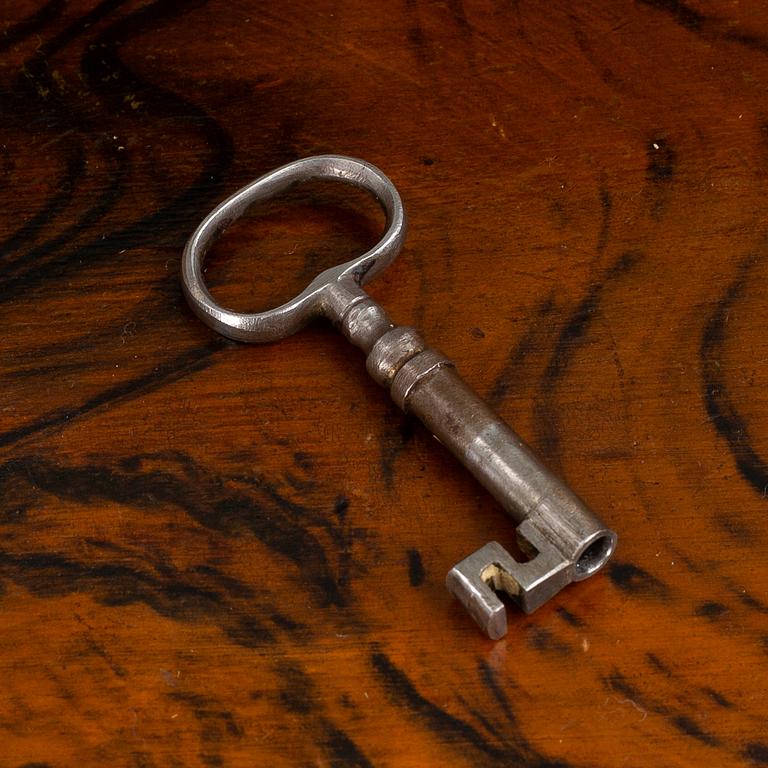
[2, 1, 767, 765]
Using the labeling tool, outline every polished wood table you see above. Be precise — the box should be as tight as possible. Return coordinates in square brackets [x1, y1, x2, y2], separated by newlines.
[2, 1, 767, 765]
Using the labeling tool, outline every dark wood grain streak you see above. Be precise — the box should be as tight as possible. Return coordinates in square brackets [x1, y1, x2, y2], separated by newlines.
[1, 0, 232, 305]
[532, 250, 641, 464]
[0, 344, 222, 448]
[372, 651, 579, 767]
[701, 250, 768, 497]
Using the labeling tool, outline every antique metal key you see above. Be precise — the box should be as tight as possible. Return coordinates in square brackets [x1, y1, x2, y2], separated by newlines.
[181, 155, 617, 639]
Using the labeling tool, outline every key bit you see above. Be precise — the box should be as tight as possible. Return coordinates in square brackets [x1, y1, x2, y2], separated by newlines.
[446, 540, 571, 641]
[181, 154, 617, 639]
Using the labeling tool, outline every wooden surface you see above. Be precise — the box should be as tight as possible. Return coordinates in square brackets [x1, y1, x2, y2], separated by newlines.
[2, 1, 767, 765]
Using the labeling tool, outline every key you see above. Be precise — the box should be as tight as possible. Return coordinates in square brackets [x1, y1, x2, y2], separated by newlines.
[181, 155, 617, 639]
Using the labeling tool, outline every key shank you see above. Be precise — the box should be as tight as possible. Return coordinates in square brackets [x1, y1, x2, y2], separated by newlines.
[325, 281, 617, 639]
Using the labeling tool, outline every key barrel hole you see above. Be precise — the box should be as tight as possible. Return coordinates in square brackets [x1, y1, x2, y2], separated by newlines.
[574, 535, 614, 578]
